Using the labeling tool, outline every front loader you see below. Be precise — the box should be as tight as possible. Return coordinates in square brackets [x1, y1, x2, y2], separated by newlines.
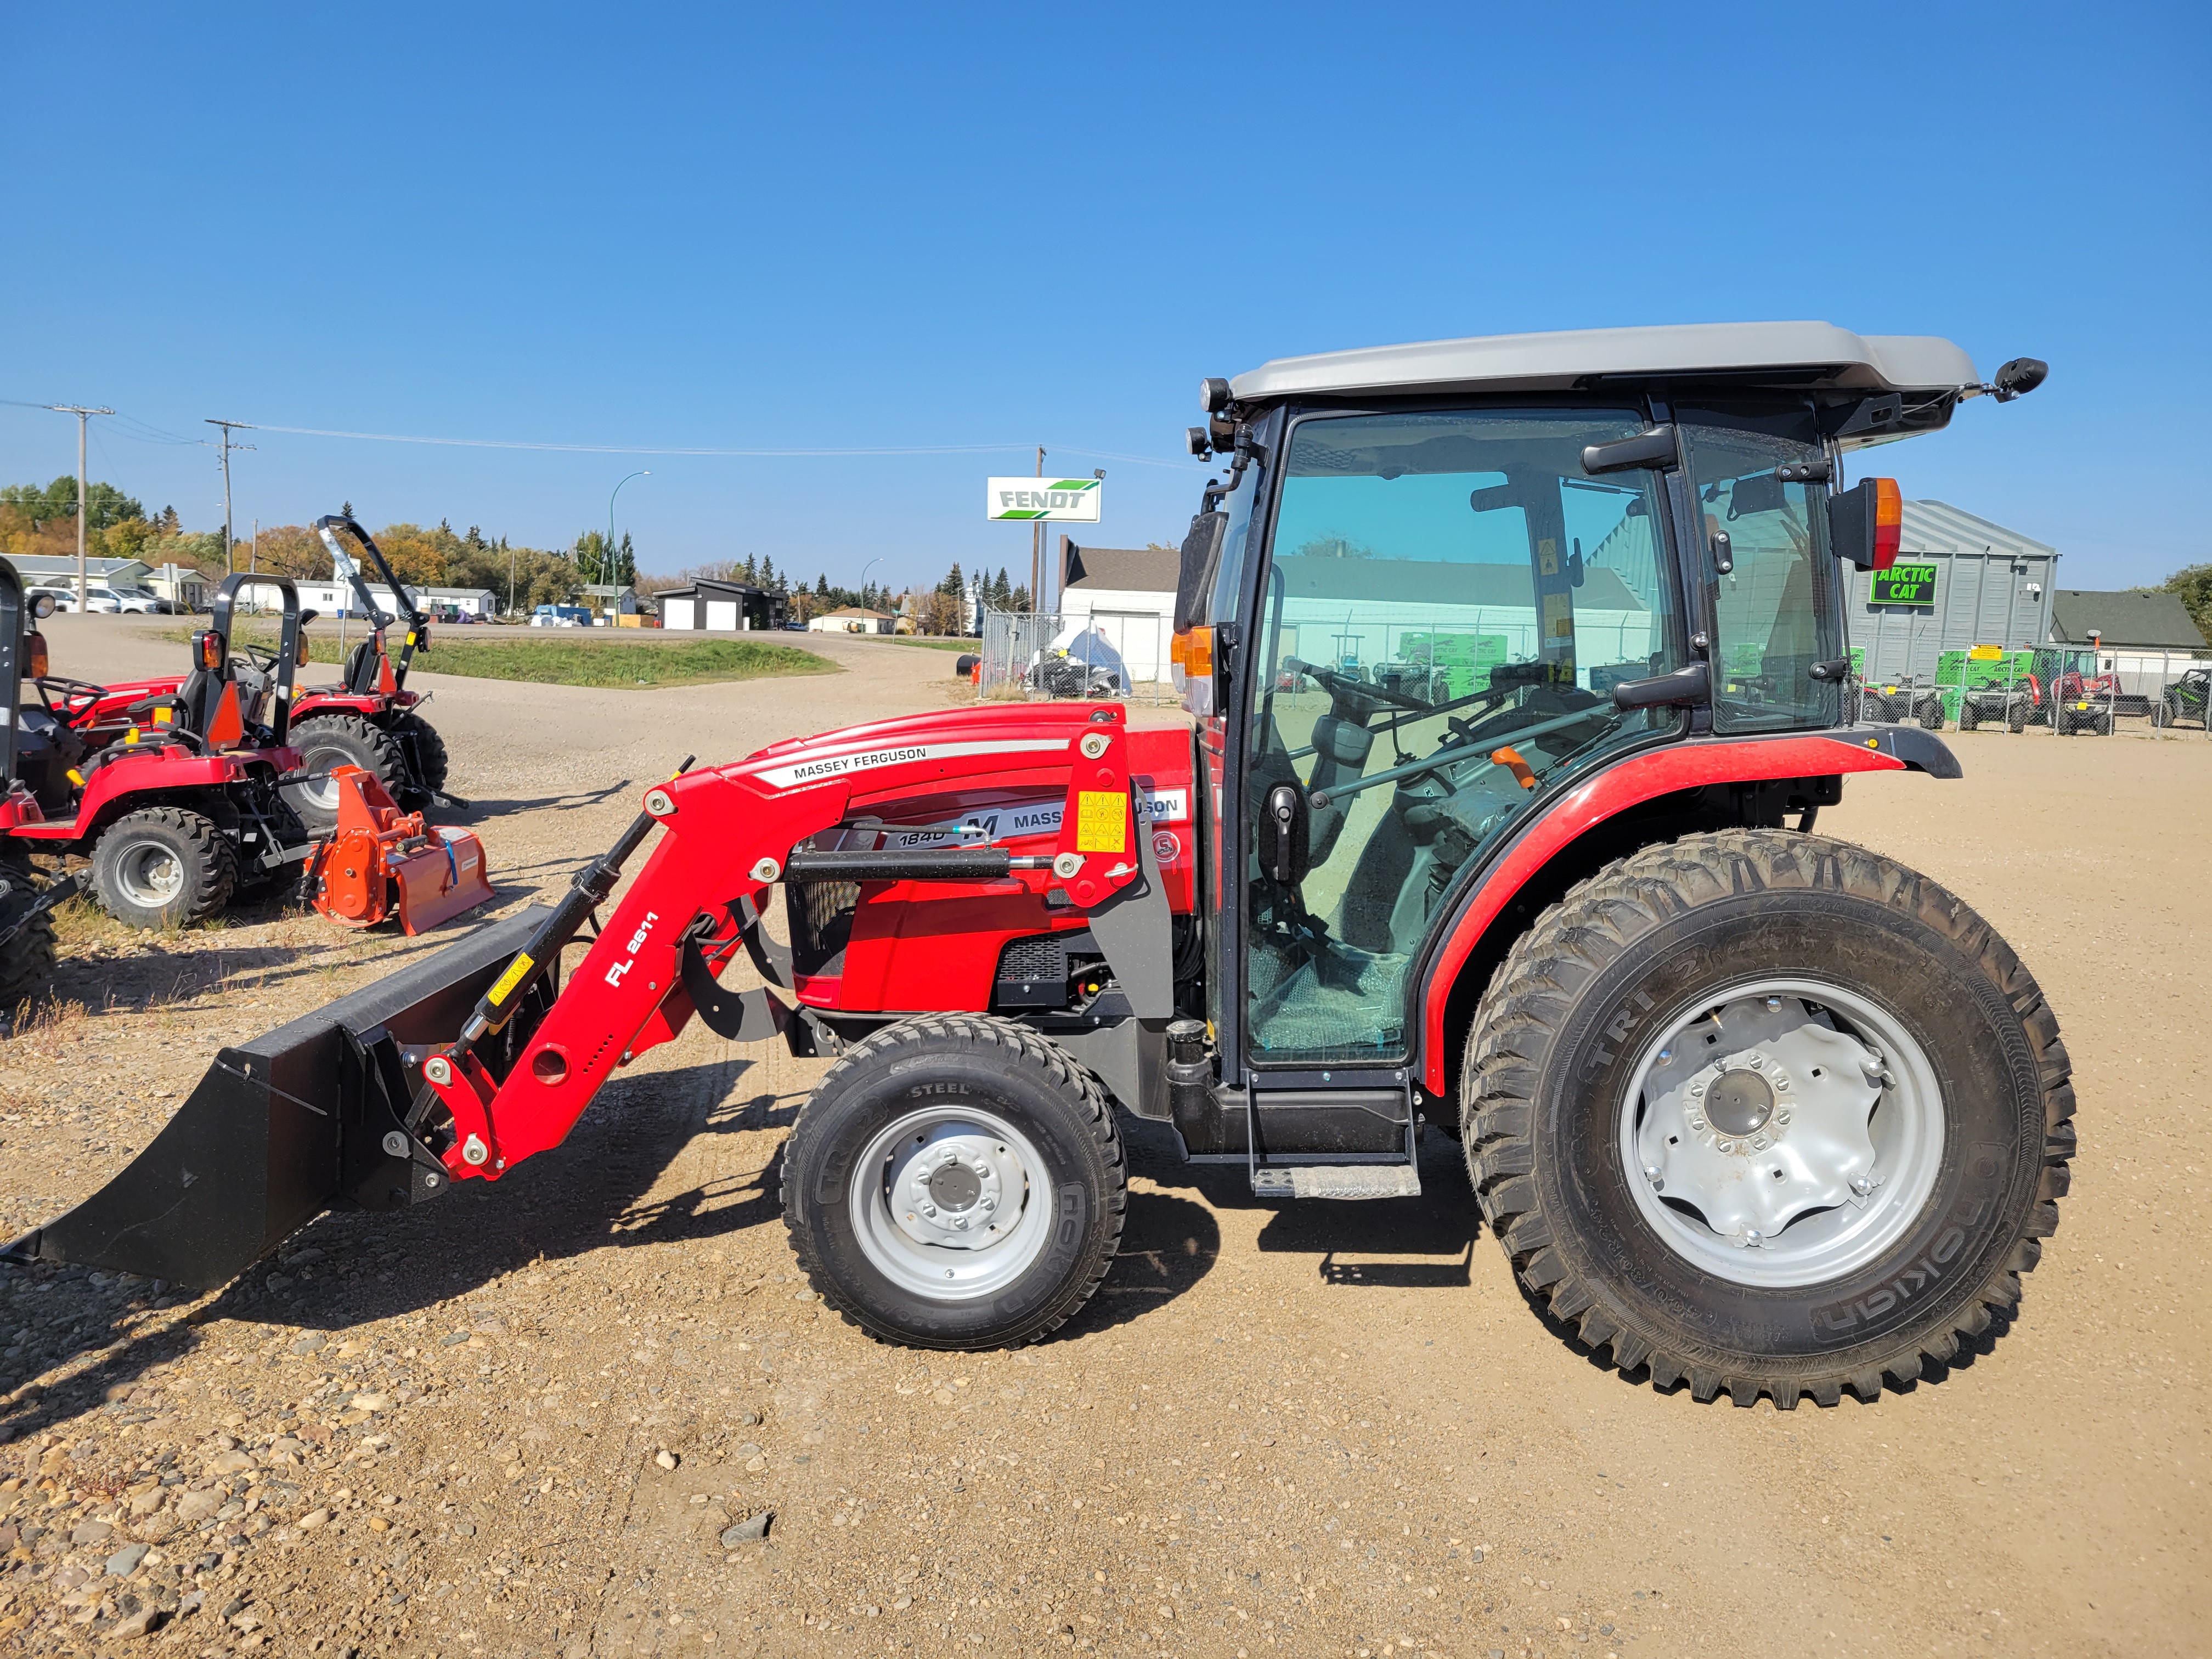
[8, 324, 2074, 1409]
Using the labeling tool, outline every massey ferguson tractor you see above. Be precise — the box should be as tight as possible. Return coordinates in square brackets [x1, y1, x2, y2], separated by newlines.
[8, 323, 2072, 1410]
[49, 514, 457, 832]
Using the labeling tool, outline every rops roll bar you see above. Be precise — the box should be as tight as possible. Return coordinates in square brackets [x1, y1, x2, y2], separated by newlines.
[204, 573, 304, 746]
[313, 512, 430, 691]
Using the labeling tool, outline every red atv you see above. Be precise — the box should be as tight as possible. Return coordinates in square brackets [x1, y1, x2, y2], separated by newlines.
[13, 575, 313, 929]
[47, 514, 456, 833]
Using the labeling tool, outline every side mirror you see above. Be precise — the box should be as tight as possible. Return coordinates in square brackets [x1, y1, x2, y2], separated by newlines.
[1173, 510, 1228, 634]
[1829, 478, 1903, 571]
[1993, 357, 2048, 401]
[29, 594, 54, 620]
[298, 609, 320, 628]
[1257, 782, 1310, 887]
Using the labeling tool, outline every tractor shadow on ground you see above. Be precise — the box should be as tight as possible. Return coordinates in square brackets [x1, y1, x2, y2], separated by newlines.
[1125, 1114, 1482, 1289]
[0, 1054, 785, 1444]
[1057, 1187, 1223, 1342]
[438, 777, 634, 828]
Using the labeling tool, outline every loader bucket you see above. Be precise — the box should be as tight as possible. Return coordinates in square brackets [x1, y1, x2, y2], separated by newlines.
[3, 904, 553, 1289]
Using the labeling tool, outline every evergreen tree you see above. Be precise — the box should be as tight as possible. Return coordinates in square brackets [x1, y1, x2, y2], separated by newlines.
[938, 561, 964, 598]
[816, 572, 831, 597]
[760, 555, 777, 592]
[992, 567, 1011, 608]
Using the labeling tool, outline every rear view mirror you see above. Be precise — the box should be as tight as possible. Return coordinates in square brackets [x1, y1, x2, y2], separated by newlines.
[1829, 477, 1903, 571]
[1725, 473, 1787, 518]
[29, 594, 54, 620]
[298, 608, 320, 628]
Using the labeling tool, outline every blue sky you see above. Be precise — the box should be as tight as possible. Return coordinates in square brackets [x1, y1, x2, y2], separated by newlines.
[2, 3, 2203, 591]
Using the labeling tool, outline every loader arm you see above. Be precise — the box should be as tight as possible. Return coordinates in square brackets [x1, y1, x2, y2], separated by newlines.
[417, 703, 1147, 1182]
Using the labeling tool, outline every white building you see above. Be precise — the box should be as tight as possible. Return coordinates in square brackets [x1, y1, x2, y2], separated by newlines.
[1055, 543, 1180, 682]
[806, 606, 897, 635]
[291, 581, 501, 620]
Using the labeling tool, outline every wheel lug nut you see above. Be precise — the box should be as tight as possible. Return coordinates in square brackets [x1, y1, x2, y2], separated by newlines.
[1689, 1083, 1705, 1097]
[1717, 1138, 1735, 1153]
[1850, 1175, 1874, 1196]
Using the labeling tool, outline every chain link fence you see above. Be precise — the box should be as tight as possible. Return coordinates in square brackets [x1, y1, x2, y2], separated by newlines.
[1850, 644, 2212, 740]
[975, 610, 1179, 706]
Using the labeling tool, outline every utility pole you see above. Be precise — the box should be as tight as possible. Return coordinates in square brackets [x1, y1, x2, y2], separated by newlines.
[205, 420, 256, 575]
[47, 405, 114, 605]
[1031, 445, 1045, 614]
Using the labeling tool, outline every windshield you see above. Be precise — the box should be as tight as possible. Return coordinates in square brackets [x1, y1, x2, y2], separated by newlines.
[1240, 407, 1685, 1066]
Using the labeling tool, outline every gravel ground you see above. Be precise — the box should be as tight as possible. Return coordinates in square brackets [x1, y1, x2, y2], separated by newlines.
[0, 616, 2204, 1657]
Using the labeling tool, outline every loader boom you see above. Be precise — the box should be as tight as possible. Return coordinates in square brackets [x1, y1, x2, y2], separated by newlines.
[418, 703, 1149, 1182]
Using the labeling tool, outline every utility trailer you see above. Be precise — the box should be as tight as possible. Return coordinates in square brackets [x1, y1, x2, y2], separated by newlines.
[8, 324, 2074, 1410]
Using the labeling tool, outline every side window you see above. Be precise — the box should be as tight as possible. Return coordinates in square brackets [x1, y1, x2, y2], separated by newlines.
[1240, 409, 1682, 1066]
[1679, 405, 1841, 731]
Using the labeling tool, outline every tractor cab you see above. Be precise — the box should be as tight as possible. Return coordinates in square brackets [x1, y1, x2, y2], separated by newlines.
[1169, 323, 2039, 1104]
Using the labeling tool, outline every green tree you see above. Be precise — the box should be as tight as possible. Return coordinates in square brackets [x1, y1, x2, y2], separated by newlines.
[0, 476, 144, 531]
[937, 561, 965, 599]
[2158, 564, 2212, 645]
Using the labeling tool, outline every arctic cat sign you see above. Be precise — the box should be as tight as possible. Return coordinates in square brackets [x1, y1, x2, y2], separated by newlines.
[1871, 562, 1939, 607]
[986, 477, 1103, 522]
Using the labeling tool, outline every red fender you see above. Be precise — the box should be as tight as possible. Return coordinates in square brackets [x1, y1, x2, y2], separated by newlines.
[1415, 733, 1912, 1093]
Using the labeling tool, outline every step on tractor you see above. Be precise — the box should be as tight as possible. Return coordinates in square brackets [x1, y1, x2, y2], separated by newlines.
[10, 575, 314, 930]
[8, 324, 2074, 1410]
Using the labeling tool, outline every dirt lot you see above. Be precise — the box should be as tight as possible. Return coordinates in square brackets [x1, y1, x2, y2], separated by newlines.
[0, 614, 2204, 1658]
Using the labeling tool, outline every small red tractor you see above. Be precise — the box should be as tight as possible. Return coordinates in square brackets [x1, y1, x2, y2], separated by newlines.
[9, 574, 314, 930]
[47, 513, 456, 832]
[10, 325, 2073, 1409]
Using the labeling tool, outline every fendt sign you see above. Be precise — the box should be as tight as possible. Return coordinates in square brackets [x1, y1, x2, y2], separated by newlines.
[986, 477, 1103, 522]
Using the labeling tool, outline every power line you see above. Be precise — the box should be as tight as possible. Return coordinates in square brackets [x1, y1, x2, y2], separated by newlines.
[235, 421, 1200, 469]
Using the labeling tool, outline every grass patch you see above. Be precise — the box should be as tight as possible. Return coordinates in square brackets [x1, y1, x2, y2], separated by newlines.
[857, 635, 980, 653]
[402, 636, 839, 689]
[171, 627, 840, 690]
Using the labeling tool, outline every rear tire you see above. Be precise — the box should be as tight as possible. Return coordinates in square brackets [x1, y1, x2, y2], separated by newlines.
[284, 714, 407, 833]
[393, 712, 450, 798]
[1461, 830, 2073, 1407]
[1918, 698, 1945, 731]
[0, 856, 57, 1007]
[1956, 702, 1979, 733]
[91, 807, 235, 930]
[782, 1014, 1126, 1348]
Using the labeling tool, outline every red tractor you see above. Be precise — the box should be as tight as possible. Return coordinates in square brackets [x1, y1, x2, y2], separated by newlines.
[12, 575, 313, 929]
[13, 326, 2073, 1410]
[45, 514, 456, 832]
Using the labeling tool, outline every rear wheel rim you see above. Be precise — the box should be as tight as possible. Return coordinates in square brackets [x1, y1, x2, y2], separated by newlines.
[296, 744, 349, 810]
[1620, 977, 1944, 1289]
[850, 1104, 1054, 1302]
[114, 840, 187, 909]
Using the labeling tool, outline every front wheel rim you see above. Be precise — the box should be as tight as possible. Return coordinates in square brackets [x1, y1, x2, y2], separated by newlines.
[1619, 977, 1945, 1289]
[849, 1104, 1054, 1302]
[115, 840, 187, 909]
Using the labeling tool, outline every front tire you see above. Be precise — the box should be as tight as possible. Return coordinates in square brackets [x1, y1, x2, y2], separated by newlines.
[0, 856, 57, 1006]
[782, 1014, 1126, 1348]
[90, 807, 235, 930]
[1462, 830, 2073, 1407]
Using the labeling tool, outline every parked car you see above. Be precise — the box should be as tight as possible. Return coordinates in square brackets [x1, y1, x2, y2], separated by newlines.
[530, 604, 593, 628]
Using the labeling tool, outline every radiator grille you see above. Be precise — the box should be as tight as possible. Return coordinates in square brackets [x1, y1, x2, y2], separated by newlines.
[786, 880, 859, 978]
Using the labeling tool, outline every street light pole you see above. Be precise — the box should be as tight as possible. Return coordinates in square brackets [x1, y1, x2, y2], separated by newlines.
[607, 471, 650, 592]
[860, 556, 884, 618]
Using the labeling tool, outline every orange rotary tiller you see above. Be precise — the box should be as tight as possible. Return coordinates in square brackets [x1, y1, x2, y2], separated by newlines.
[307, 765, 494, 935]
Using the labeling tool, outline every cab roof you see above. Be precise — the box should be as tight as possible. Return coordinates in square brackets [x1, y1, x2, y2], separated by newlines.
[1228, 322, 1982, 403]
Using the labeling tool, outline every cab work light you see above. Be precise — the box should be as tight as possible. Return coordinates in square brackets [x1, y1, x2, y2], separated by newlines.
[1829, 477, 1904, 571]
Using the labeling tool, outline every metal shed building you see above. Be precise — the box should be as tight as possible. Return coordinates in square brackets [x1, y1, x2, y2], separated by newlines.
[1844, 499, 2059, 681]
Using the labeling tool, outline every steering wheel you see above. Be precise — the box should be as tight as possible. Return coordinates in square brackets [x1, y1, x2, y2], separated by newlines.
[1282, 656, 1432, 713]
[35, 675, 112, 716]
